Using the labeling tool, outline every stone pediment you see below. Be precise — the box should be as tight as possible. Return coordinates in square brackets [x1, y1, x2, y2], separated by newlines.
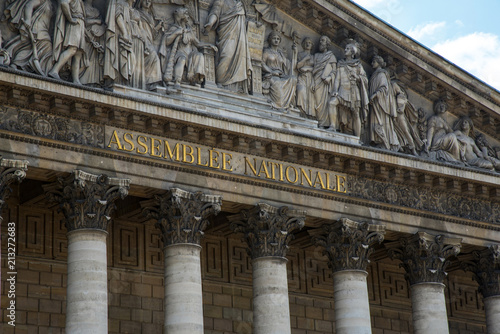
[0, 0, 499, 227]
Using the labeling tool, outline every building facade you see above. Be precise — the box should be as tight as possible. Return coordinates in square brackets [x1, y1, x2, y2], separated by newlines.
[1, 0, 499, 333]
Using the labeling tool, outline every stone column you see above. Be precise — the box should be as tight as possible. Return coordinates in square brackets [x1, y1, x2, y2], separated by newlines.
[0, 158, 28, 284]
[388, 232, 461, 334]
[45, 170, 130, 334]
[310, 218, 385, 334]
[228, 203, 306, 334]
[461, 245, 500, 334]
[142, 188, 222, 334]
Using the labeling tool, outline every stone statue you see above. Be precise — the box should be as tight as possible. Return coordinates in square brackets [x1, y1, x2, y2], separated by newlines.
[79, 0, 105, 86]
[261, 30, 297, 111]
[312, 36, 336, 129]
[136, 0, 162, 89]
[296, 37, 314, 118]
[104, 0, 135, 86]
[329, 40, 369, 137]
[3, 0, 53, 76]
[424, 100, 462, 163]
[204, 0, 253, 93]
[160, 7, 216, 89]
[453, 117, 494, 170]
[392, 81, 424, 155]
[48, 0, 86, 84]
[367, 56, 399, 151]
[475, 134, 500, 171]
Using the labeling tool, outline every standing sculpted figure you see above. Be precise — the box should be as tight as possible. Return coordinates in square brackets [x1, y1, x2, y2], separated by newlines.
[204, 0, 252, 93]
[261, 30, 297, 111]
[296, 37, 314, 118]
[136, 0, 162, 89]
[161, 7, 216, 89]
[104, 0, 134, 86]
[367, 55, 399, 150]
[329, 40, 369, 137]
[48, 0, 86, 84]
[79, 0, 105, 86]
[453, 117, 494, 170]
[3, 0, 53, 75]
[312, 36, 336, 129]
[424, 100, 462, 163]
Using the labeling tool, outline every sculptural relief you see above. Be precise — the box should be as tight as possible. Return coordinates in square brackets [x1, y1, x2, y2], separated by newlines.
[296, 37, 314, 118]
[204, 0, 252, 93]
[329, 40, 369, 137]
[136, 0, 162, 89]
[453, 117, 494, 170]
[79, 0, 105, 86]
[475, 134, 500, 171]
[48, 0, 86, 84]
[367, 56, 399, 151]
[392, 81, 424, 156]
[160, 7, 216, 89]
[3, 0, 53, 75]
[312, 36, 336, 128]
[104, 0, 135, 86]
[424, 100, 463, 163]
[262, 30, 297, 111]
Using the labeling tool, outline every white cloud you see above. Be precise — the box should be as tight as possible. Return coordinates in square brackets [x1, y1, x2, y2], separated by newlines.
[432, 32, 500, 91]
[407, 22, 446, 41]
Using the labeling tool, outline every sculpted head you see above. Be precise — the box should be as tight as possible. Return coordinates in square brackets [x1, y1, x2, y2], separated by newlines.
[301, 37, 314, 51]
[433, 100, 448, 115]
[344, 40, 361, 59]
[174, 7, 189, 22]
[454, 116, 474, 135]
[268, 30, 282, 46]
[319, 36, 331, 52]
[371, 55, 386, 69]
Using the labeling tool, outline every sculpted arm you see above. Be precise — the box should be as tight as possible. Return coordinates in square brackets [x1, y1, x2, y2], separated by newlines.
[60, 0, 78, 24]
[425, 118, 436, 151]
[22, 0, 41, 25]
[116, 13, 129, 42]
[321, 61, 336, 84]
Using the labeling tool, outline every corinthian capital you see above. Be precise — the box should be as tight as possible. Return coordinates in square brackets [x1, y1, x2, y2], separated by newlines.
[142, 188, 222, 247]
[44, 170, 130, 232]
[461, 245, 500, 298]
[0, 157, 28, 212]
[310, 218, 385, 272]
[388, 232, 461, 285]
[228, 203, 306, 259]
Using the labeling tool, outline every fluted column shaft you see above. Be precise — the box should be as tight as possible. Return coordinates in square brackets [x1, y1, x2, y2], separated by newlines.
[311, 218, 385, 334]
[229, 203, 306, 334]
[45, 170, 130, 334]
[142, 188, 221, 334]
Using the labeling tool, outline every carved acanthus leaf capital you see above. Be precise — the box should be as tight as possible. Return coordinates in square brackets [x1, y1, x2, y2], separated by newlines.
[0, 157, 28, 213]
[44, 170, 130, 232]
[387, 232, 462, 285]
[310, 218, 385, 272]
[228, 203, 306, 259]
[461, 245, 500, 298]
[142, 188, 222, 247]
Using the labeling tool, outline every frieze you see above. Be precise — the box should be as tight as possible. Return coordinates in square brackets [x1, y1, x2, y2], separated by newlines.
[347, 175, 500, 224]
[0, 105, 104, 147]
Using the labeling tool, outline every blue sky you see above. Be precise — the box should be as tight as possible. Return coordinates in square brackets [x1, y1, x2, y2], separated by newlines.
[350, 0, 500, 91]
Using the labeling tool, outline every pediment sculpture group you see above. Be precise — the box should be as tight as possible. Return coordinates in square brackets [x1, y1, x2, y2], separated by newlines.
[1, 0, 499, 173]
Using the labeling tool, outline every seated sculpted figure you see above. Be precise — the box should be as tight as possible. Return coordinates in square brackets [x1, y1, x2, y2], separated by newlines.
[475, 133, 500, 171]
[161, 7, 216, 89]
[424, 100, 463, 163]
[262, 30, 297, 111]
[329, 40, 369, 137]
[453, 117, 494, 170]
